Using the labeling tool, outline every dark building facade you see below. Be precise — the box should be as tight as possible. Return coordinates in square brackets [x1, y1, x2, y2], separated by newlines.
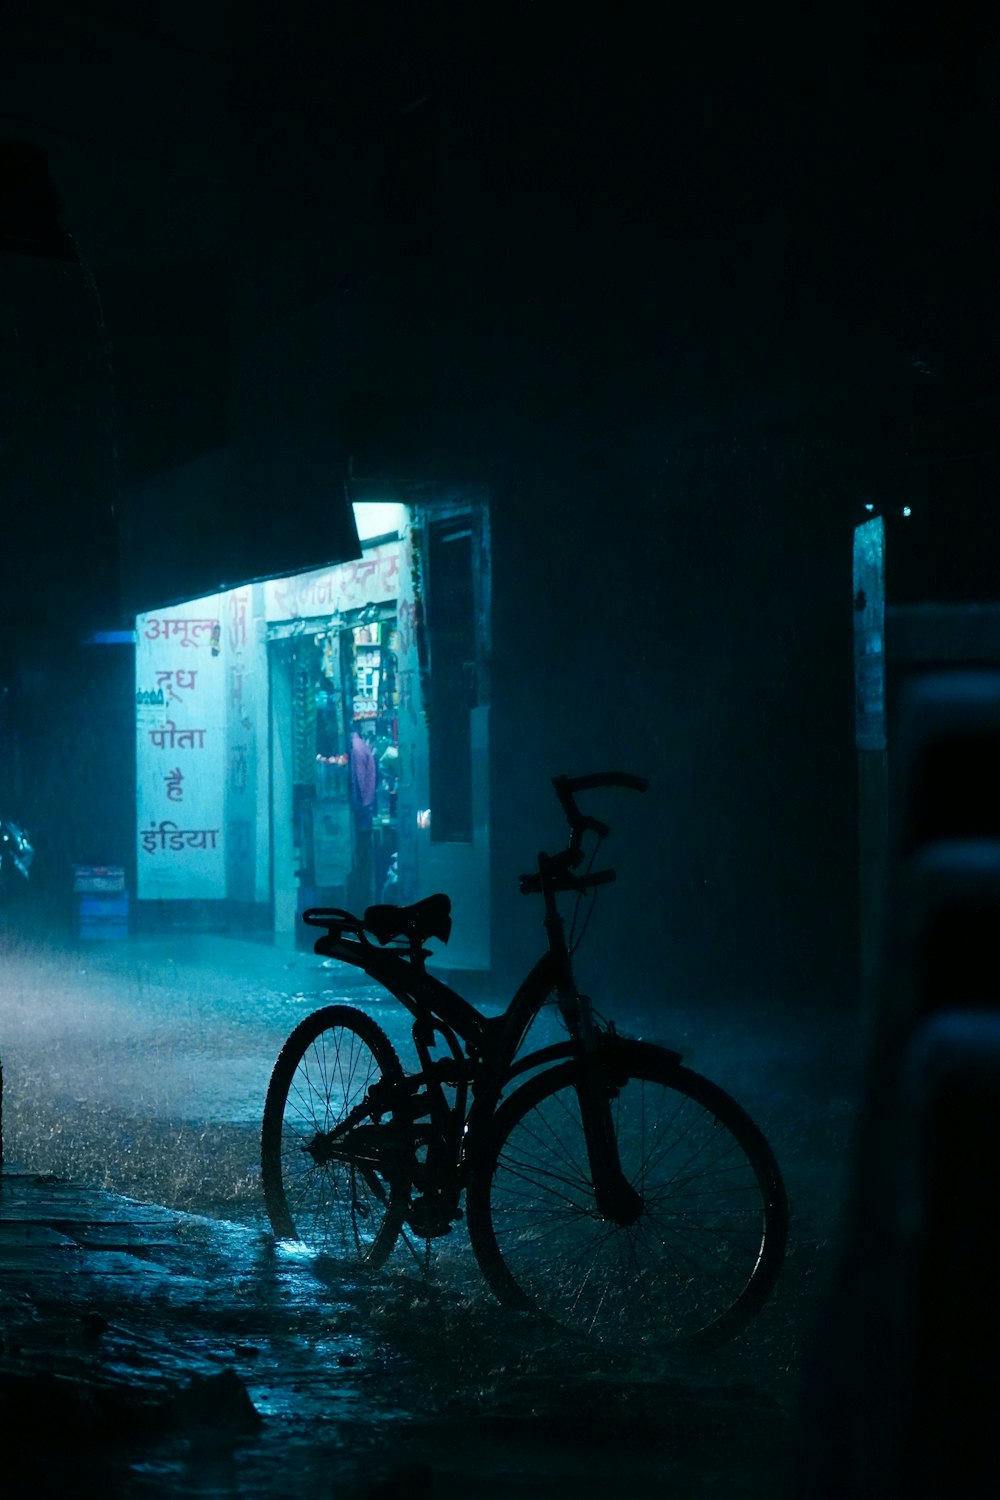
[2, 4, 998, 1002]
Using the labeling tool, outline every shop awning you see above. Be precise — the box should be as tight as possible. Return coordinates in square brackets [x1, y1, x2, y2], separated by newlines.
[117, 432, 361, 617]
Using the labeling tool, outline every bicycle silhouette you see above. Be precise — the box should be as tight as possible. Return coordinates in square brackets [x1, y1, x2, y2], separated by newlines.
[261, 772, 788, 1350]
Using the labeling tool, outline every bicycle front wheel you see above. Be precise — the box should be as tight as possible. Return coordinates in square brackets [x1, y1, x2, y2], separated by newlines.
[466, 1041, 788, 1351]
[261, 1005, 407, 1266]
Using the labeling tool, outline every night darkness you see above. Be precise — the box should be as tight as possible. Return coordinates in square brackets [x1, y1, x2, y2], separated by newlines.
[2, 2, 1000, 1495]
[2, 3, 999, 988]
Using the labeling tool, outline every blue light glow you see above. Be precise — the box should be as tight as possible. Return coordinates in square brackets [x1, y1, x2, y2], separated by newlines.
[87, 630, 136, 645]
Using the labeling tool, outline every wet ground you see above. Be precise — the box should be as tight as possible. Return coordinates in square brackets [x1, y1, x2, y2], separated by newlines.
[0, 925, 865, 1496]
[0, 1172, 795, 1498]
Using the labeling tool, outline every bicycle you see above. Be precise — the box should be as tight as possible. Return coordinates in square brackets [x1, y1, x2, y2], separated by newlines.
[261, 772, 788, 1351]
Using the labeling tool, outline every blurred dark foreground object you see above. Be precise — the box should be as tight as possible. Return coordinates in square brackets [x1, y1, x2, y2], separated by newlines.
[800, 672, 1000, 1498]
[0, 139, 76, 260]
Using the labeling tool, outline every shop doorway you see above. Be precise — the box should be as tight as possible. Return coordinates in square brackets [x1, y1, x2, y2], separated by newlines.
[269, 606, 401, 933]
[268, 493, 491, 968]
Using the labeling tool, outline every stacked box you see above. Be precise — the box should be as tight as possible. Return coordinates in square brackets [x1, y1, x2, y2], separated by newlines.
[74, 866, 128, 940]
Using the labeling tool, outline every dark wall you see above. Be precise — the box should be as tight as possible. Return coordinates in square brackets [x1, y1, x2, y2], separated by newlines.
[215, 4, 998, 1004]
[4, 3, 999, 987]
[13, 638, 136, 923]
[0, 254, 118, 634]
[482, 430, 858, 1007]
[98, 263, 230, 487]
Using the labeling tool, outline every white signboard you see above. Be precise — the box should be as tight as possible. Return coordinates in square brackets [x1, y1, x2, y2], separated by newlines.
[135, 596, 226, 898]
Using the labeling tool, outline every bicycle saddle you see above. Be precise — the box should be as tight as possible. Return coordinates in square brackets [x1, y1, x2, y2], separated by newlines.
[363, 892, 452, 946]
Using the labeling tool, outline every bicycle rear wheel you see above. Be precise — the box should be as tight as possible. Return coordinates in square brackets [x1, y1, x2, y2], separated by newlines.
[466, 1040, 787, 1351]
[261, 1005, 407, 1266]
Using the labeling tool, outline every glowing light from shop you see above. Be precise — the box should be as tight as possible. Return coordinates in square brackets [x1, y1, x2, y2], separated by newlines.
[352, 502, 408, 543]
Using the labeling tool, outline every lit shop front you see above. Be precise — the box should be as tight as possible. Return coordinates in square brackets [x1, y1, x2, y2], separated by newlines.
[134, 499, 491, 968]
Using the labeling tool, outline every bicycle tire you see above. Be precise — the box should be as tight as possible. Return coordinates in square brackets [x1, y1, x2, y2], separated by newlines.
[465, 1040, 788, 1351]
[261, 1005, 407, 1266]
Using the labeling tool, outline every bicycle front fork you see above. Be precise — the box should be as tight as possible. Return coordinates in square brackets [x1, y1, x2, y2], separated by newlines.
[561, 991, 644, 1226]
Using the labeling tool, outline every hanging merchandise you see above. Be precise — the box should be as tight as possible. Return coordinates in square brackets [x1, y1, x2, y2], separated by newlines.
[314, 672, 348, 800]
[291, 644, 317, 785]
[315, 632, 346, 752]
[352, 623, 381, 720]
[318, 620, 341, 684]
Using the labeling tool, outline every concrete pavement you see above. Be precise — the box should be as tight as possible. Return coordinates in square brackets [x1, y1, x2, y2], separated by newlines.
[0, 1167, 795, 1499]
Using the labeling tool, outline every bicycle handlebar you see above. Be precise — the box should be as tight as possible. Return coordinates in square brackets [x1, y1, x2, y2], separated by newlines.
[559, 772, 650, 796]
[552, 771, 648, 838]
[517, 771, 648, 897]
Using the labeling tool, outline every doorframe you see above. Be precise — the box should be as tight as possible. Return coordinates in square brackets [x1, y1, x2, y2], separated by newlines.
[407, 486, 492, 970]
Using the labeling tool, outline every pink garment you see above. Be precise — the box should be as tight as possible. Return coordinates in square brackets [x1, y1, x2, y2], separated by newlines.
[350, 730, 377, 812]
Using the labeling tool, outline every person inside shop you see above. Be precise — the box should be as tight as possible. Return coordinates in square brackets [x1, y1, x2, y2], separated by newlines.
[350, 724, 377, 826]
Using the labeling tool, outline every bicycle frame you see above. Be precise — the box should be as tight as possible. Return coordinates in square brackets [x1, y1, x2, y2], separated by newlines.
[264, 772, 788, 1350]
[309, 897, 644, 1225]
[311, 924, 570, 1121]
[303, 771, 653, 1231]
